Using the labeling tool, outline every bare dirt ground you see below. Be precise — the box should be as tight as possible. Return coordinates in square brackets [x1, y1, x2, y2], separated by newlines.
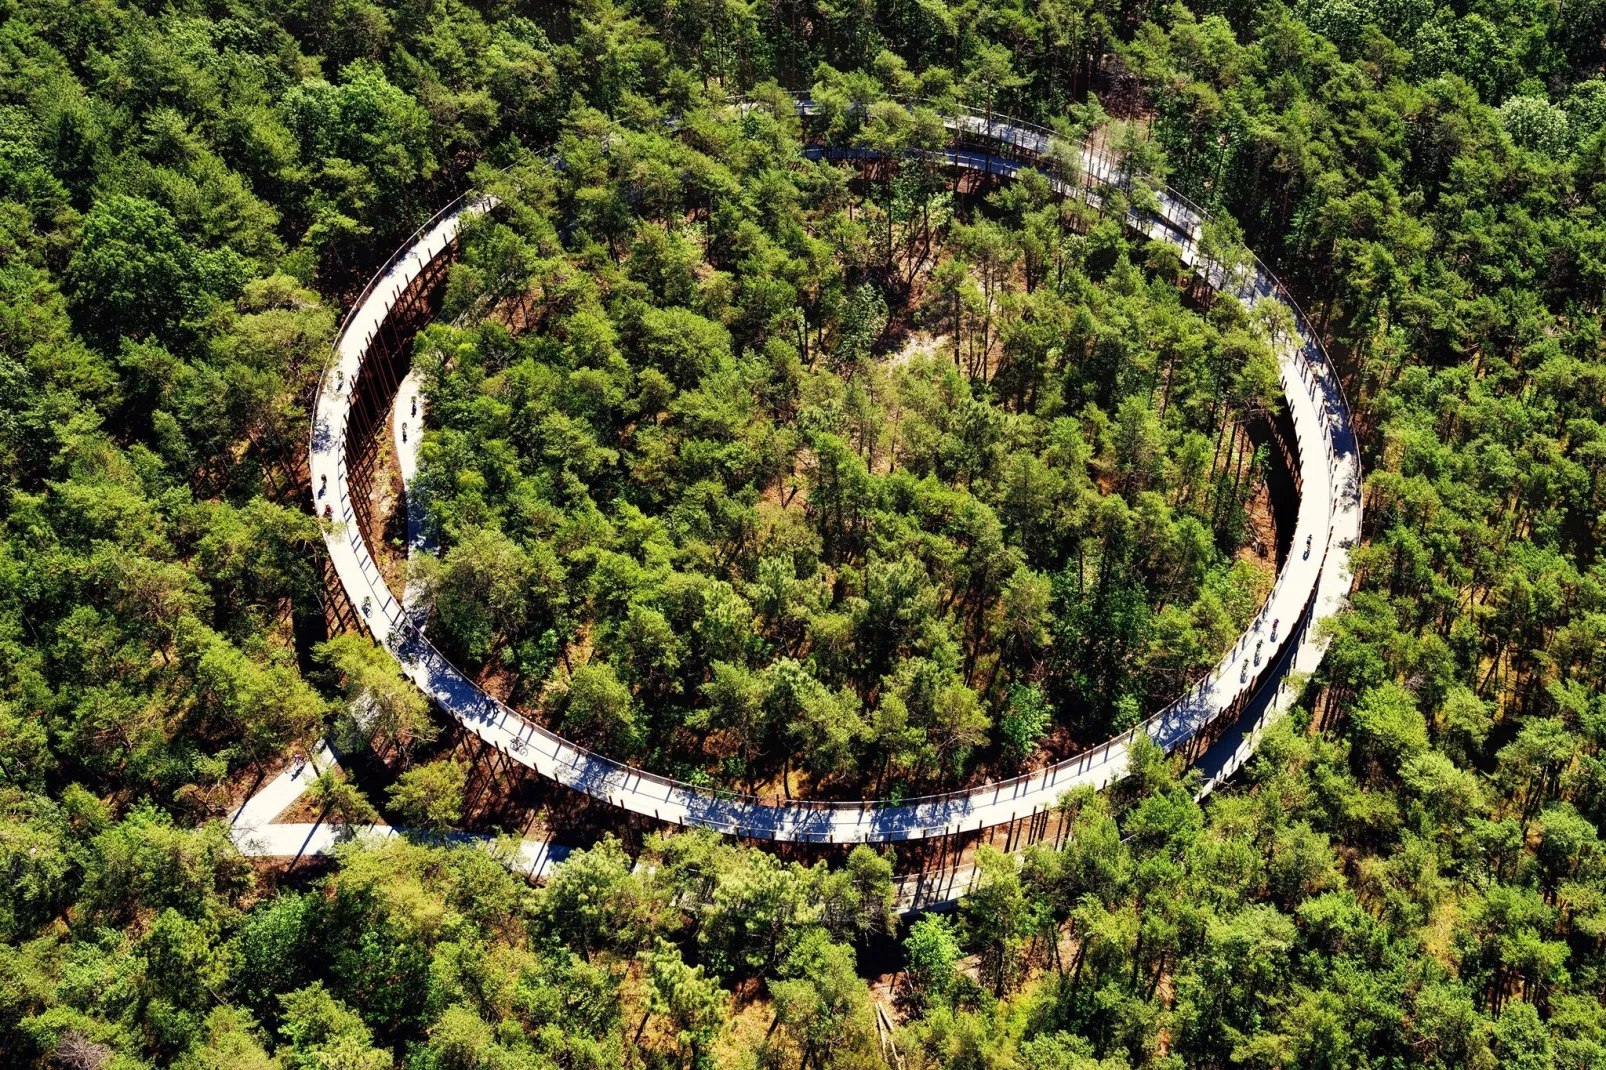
[364, 420, 410, 600]
[888, 329, 951, 371]
[1240, 474, 1278, 566]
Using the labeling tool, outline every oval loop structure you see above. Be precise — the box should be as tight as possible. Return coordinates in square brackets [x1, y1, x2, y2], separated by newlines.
[308, 98, 1363, 844]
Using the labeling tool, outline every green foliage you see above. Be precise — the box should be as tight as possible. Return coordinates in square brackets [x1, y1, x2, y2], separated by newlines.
[999, 683, 1055, 761]
[318, 634, 437, 763]
[277, 982, 391, 1070]
[561, 662, 639, 753]
[68, 194, 247, 347]
[768, 929, 879, 1070]
[385, 759, 468, 832]
[534, 837, 640, 960]
[904, 914, 963, 1009]
[640, 939, 728, 1068]
[961, 846, 1033, 996]
[307, 768, 381, 829]
[3, 2, 1606, 1068]
[230, 891, 318, 1025]
[79, 805, 252, 927]
[1350, 682, 1430, 774]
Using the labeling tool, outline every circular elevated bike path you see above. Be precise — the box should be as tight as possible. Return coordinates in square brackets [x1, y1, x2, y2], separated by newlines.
[307, 102, 1362, 857]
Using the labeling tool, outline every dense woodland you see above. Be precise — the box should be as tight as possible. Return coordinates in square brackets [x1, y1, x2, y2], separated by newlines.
[1, 1, 1605, 1068]
[411, 98, 1281, 795]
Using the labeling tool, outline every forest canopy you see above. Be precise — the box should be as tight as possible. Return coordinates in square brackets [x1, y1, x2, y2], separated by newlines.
[408, 96, 1281, 796]
[1, 1, 1605, 1070]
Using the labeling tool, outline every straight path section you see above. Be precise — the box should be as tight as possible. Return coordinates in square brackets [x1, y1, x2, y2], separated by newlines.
[227, 742, 569, 879]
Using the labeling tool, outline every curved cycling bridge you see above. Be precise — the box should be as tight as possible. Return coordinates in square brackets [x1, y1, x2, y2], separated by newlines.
[308, 100, 1363, 850]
